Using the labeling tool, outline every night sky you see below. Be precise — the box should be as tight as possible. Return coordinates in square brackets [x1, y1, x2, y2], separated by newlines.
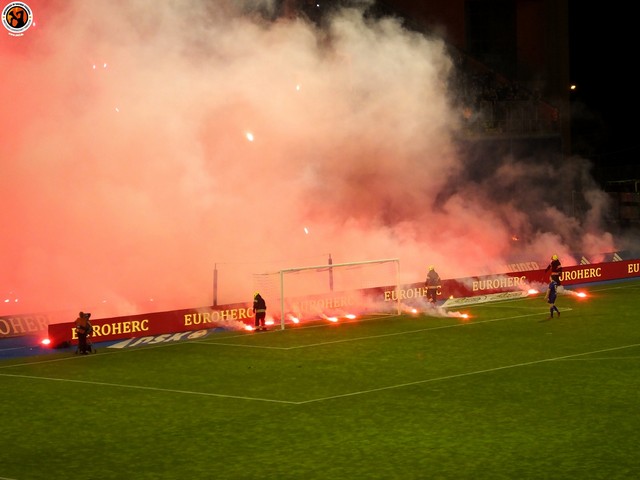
[569, 2, 640, 185]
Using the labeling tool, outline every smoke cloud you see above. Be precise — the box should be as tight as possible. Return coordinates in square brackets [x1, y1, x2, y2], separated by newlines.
[1, 0, 617, 321]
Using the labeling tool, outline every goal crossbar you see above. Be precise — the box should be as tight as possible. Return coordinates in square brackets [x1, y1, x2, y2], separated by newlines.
[270, 258, 401, 329]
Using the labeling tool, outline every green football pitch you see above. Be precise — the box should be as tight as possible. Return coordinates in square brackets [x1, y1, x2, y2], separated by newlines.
[1, 280, 639, 480]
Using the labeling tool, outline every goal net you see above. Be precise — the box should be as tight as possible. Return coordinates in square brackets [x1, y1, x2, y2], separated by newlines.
[253, 258, 400, 329]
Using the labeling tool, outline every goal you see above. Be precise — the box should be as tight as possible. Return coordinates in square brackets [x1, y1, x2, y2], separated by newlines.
[253, 258, 401, 329]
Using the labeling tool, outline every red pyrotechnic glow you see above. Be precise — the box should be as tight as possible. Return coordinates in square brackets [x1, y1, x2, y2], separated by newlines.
[244, 325, 253, 331]
[564, 289, 588, 299]
[527, 289, 539, 295]
[327, 316, 338, 323]
[41, 338, 51, 346]
[344, 314, 356, 319]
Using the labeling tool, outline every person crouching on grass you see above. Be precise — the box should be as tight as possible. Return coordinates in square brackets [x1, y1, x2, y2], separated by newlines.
[544, 279, 561, 320]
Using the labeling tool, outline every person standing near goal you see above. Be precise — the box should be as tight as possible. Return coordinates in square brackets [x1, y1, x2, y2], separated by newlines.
[253, 292, 267, 331]
[425, 265, 441, 304]
[75, 311, 90, 354]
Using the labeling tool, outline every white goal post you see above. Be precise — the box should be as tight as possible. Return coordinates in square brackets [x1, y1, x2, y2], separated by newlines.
[253, 258, 401, 330]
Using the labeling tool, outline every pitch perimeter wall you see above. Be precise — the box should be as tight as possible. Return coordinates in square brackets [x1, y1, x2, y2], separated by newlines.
[42, 259, 640, 348]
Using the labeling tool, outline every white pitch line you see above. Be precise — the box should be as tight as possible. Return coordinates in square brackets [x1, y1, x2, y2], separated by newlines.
[197, 310, 568, 351]
[0, 310, 569, 365]
[196, 342, 288, 350]
[0, 351, 111, 369]
[1, 343, 638, 406]
[296, 343, 640, 404]
[557, 356, 640, 361]
[0, 372, 297, 404]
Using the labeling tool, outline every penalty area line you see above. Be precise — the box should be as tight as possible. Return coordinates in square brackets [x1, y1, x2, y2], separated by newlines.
[284, 311, 560, 350]
[190, 311, 566, 351]
[0, 372, 298, 404]
[3, 344, 637, 406]
[297, 342, 640, 404]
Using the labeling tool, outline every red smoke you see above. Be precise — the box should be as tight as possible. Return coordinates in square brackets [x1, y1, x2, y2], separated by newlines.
[1, 1, 617, 322]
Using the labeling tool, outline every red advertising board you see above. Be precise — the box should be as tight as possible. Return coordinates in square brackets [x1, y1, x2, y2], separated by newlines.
[44, 259, 640, 348]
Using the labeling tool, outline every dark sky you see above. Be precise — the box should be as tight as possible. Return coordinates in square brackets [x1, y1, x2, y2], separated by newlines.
[569, 3, 640, 185]
[373, 1, 639, 186]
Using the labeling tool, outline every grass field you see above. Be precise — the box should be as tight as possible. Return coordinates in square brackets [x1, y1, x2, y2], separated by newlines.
[1, 280, 639, 480]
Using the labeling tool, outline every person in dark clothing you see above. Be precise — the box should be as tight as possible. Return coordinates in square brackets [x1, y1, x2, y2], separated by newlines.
[544, 254, 562, 285]
[543, 279, 561, 320]
[253, 292, 267, 331]
[424, 265, 441, 304]
[75, 311, 90, 354]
